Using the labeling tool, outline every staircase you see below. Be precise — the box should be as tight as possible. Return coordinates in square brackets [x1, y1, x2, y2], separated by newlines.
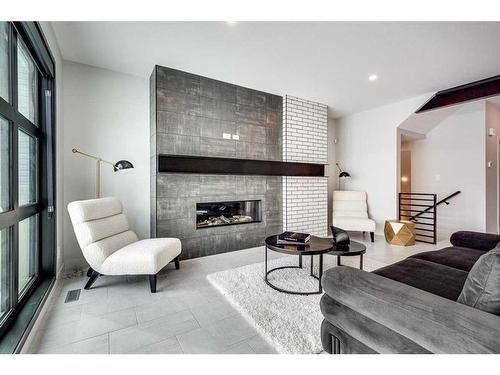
[398, 191, 461, 244]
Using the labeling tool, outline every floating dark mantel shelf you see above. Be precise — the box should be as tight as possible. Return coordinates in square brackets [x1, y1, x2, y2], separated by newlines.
[158, 155, 325, 177]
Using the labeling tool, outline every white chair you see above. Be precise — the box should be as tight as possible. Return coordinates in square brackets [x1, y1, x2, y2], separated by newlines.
[68, 197, 181, 293]
[332, 190, 376, 242]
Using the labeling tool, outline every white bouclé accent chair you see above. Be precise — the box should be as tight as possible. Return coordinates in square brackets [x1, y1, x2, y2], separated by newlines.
[332, 190, 376, 242]
[68, 197, 181, 293]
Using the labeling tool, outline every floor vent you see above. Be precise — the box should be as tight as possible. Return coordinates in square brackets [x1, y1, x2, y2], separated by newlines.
[64, 289, 81, 303]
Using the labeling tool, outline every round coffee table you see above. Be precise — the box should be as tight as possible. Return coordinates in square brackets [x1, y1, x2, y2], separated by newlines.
[264, 235, 366, 295]
[329, 241, 367, 269]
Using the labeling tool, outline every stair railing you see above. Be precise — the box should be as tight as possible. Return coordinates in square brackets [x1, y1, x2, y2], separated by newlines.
[398, 191, 461, 244]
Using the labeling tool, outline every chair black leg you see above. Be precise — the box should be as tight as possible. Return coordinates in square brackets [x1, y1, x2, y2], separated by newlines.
[149, 274, 157, 293]
[84, 270, 100, 290]
[370, 232, 375, 243]
[174, 256, 180, 270]
[86, 267, 93, 277]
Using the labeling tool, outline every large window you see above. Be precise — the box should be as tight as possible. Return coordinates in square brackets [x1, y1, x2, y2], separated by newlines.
[0, 22, 55, 347]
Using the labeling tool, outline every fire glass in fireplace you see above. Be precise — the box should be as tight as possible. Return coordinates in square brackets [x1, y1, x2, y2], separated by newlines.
[196, 200, 262, 228]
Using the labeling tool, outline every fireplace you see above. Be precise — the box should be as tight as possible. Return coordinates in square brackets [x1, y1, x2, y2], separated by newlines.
[196, 200, 262, 229]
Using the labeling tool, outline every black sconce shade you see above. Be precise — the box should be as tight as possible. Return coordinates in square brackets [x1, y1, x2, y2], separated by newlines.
[336, 163, 351, 179]
[113, 160, 134, 172]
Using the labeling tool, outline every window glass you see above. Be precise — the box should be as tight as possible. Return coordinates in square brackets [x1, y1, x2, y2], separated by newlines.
[0, 117, 9, 212]
[18, 214, 38, 295]
[17, 38, 38, 125]
[0, 227, 10, 318]
[0, 22, 9, 102]
[18, 130, 37, 205]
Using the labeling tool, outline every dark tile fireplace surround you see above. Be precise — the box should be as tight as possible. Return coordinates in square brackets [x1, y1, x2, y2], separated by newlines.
[150, 65, 324, 260]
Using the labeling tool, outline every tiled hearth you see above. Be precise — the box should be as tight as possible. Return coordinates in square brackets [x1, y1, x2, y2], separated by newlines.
[153, 174, 282, 260]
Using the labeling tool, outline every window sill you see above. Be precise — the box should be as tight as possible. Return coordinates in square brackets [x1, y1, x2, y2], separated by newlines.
[0, 277, 54, 353]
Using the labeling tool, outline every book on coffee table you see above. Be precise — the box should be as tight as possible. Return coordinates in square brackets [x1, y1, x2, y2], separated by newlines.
[277, 231, 311, 245]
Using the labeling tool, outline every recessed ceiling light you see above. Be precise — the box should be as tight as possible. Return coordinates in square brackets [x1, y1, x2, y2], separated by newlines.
[368, 74, 378, 82]
[226, 21, 237, 25]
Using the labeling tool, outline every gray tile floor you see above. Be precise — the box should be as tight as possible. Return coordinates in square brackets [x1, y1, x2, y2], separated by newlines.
[30, 234, 444, 354]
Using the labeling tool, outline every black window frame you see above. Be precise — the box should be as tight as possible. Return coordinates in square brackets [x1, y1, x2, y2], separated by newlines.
[0, 21, 56, 352]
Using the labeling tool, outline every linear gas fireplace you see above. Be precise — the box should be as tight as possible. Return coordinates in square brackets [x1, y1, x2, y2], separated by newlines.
[196, 200, 262, 229]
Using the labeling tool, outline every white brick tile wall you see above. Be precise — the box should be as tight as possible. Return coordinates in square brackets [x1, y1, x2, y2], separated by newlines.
[283, 95, 328, 164]
[282, 95, 328, 237]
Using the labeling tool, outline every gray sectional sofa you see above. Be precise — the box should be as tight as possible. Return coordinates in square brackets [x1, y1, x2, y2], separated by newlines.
[320, 231, 500, 353]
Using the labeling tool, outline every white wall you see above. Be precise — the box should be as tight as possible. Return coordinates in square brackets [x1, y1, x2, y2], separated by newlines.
[326, 117, 337, 231]
[335, 94, 430, 233]
[410, 101, 486, 240]
[485, 100, 500, 233]
[62, 61, 149, 272]
[39, 23, 64, 275]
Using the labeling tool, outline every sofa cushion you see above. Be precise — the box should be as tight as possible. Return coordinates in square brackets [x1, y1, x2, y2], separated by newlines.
[373, 258, 468, 301]
[450, 231, 500, 252]
[409, 246, 484, 272]
[458, 247, 500, 316]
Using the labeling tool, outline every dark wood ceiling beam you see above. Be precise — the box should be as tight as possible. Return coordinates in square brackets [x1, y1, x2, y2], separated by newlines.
[416, 75, 500, 113]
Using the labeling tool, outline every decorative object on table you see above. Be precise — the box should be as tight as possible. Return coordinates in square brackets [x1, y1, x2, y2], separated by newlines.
[328, 236, 366, 269]
[330, 226, 350, 249]
[67, 197, 181, 293]
[277, 231, 311, 245]
[335, 162, 351, 190]
[72, 148, 134, 198]
[384, 219, 416, 246]
[332, 190, 376, 242]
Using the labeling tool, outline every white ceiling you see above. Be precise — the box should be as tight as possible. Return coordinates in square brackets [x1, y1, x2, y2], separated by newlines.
[51, 21, 500, 118]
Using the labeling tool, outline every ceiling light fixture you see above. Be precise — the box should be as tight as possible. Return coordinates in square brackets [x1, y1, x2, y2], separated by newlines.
[368, 74, 378, 82]
[226, 21, 237, 25]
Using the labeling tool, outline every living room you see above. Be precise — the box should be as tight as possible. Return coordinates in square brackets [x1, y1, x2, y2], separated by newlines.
[0, 1, 499, 373]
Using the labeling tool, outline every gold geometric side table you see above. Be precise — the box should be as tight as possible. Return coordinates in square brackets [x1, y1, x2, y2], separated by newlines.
[384, 220, 416, 246]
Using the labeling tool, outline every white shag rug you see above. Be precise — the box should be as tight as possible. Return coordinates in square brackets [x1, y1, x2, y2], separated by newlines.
[207, 254, 379, 354]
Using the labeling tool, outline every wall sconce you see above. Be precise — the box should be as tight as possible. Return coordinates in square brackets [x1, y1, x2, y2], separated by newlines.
[72, 148, 134, 198]
[336, 163, 351, 190]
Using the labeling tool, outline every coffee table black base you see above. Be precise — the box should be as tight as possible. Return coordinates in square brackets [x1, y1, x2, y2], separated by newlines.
[337, 254, 364, 270]
[265, 248, 324, 295]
